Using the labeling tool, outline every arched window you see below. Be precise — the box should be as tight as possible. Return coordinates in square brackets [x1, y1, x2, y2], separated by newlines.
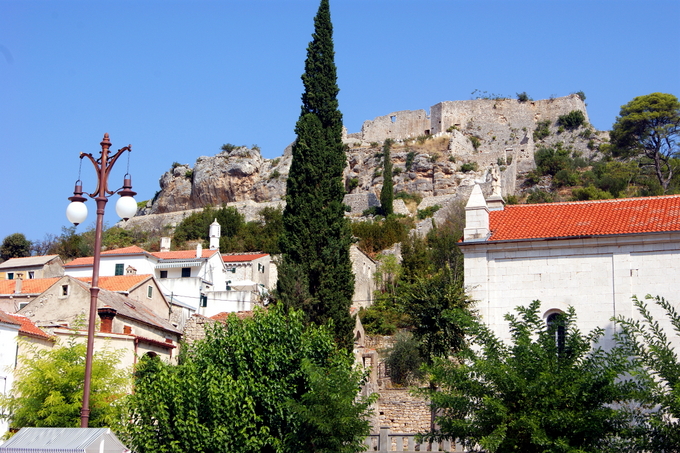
[546, 312, 566, 352]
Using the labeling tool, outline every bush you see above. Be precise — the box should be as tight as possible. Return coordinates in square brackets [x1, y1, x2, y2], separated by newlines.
[221, 143, 239, 153]
[417, 204, 441, 220]
[405, 151, 416, 171]
[395, 191, 423, 205]
[533, 120, 551, 141]
[469, 136, 481, 151]
[558, 110, 586, 130]
[516, 91, 532, 102]
[553, 169, 580, 187]
[185, 169, 193, 179]
[526, 189, 554, 204]
[574, 90, 586, 101]
[571, 185, 613, 200]
[351, 216, 412, 255]
[460, 162, 478, 172]
[346, 177, 359, 191]
[269, 169, 280, 179]
[384, 332, 423, 386]
[535, 144, 572, 176]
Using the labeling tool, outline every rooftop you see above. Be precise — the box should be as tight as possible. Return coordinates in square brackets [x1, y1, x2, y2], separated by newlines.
[222, 253, 268, 263]
[486, 194, 680, 241]
[0, 255, 60, 269]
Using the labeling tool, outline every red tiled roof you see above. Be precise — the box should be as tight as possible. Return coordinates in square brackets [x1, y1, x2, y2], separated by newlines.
[0, 278, 60, 295]
[488, 195, 680, 241]
[222, 253, 268, 263]
[5, 312, 52, 339]
[152, 249, 218, 260]
[76, 274, 153, 292]
[65, 246, 152, 267]
[210, 311, 254, 321]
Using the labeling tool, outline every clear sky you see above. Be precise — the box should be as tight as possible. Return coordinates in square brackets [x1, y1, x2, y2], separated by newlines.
[1, 0, 679, 246]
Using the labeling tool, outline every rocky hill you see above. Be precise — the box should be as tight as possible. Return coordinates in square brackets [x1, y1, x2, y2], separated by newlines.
[123, 94, 609, 233]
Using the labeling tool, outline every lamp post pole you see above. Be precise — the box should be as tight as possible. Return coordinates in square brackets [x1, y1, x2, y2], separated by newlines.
[66, 133, 137, 427]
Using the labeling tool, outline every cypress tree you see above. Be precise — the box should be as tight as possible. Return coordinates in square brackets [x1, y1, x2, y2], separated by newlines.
[380, 139, 394, 216]
[277, 0, 355, 349]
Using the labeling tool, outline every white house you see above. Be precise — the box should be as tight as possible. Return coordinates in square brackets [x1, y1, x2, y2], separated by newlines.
[0, 311, 53, 437]
[0, 255, 64, 280]
[460, 184, 680, 350]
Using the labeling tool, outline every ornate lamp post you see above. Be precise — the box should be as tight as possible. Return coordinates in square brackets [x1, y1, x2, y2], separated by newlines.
[66, 133, 137, 427]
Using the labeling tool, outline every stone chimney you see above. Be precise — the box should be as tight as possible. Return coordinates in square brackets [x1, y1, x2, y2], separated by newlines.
[463, 184, 490, 242]
[98, 306, 117, 333]
[196, 243, 202, 258]
[14, 275, 22, 294]
[160, 237, 171, 252]
[209, 218, 221, 251]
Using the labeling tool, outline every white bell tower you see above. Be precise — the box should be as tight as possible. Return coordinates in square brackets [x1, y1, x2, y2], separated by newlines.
[209, 218, 221, 250]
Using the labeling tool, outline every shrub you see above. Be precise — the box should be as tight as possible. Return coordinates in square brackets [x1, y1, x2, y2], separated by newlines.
[446, 125, 459, 132]
[271, 157, 280, 166]
[535, 144, 572, 176]
[558, 110, 586, 130]
[221, 143, 239, 153]
[269, 169, 280, 180]
[185, 169, 193, 179]
[395, 191, 423, 205]
[574, 90, 586, 101]
[526, 189, 554, 204]
[553, 168, 579, 187]
[171, 162, 182, 169]
[405, 151, 416, 171]
[351, 216, 412, 254]
[533, 120, 551, 141]
[347, 177, 359, 191]
[505, 195, 519, 205]
[429, 153, 440, 163]
[417, 204, 441, 220]
[384, 332, 423, 386]
[416, 135, 431, 145]
[372, 169, 383, 179]
[469, 136, 481, 151]
[525, 170, 542, 185]
[571, 185, 613, 200]
[516, 91, 532, 102]
[392, 167, 402, 176]
[370, 142, 380, 148]
[460, 162, 478, 173]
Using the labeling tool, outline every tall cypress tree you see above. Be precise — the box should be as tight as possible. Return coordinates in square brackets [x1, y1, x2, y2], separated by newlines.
[277, 0, 355, 349]
[380, 139, 394, 216]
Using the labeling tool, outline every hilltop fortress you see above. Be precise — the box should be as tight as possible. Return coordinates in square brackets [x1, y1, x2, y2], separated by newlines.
[123, 94, 607, 233]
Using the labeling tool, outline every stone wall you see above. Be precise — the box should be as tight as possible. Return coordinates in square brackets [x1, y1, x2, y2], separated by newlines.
[372, 388, 431, 434]
[361, 110, 431, 143]
[182, 314, 216, 344]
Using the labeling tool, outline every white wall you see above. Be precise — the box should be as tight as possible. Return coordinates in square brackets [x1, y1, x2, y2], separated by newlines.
[463, 233, 680, 350]
[0, 322, 20, 436]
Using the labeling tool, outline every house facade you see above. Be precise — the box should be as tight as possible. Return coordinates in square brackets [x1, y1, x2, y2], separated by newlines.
[460, 185, 680, 349]
[0, 255, 64, 280]
[18, 275, 182, 365]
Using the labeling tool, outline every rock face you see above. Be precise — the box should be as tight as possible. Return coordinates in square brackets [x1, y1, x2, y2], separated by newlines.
[134, 95, 607, 228]
[149, 146, 291, 214]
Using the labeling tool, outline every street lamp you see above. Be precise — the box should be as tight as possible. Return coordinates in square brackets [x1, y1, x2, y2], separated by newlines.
[66, 133, 137, 427]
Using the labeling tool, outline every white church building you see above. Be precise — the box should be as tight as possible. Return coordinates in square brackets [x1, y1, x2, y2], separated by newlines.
[460, 184, 680, 349]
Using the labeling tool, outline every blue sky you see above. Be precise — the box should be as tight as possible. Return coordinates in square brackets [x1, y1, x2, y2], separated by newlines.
[1, 0, 679, 246]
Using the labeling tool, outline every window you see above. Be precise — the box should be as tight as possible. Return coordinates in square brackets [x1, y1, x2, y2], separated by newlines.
[181, 267, 191, 278]
[115, 263, 124, 276]
[147, 285, 153, 298]
[28, 271, 35, 279]
[160, 270, 168, 279]
[7, 273, 14, 280]
[547, 312, 566, 352]
[226, 280, 232, 291]
[61, 284, 69, 296]
[390, 115, 396, 123]
[200, 294, 208, 307]
[18, 302, 29, 310]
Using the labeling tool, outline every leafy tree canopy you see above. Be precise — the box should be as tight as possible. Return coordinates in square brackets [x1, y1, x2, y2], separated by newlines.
[0, 335, 128, 430]
[423, 300, 639, 453]
[614, 295, 680, 452]
[122, 306, 374, 453]
[0, 233, 31, 261]
[611, 92, 680, 192]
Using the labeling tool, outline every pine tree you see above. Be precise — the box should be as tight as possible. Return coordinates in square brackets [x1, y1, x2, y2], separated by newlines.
[277, 0, 355, 349]
[380, 139, 394, 216]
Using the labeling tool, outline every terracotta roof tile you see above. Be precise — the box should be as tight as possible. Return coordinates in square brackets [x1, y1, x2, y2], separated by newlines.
[0, 278, 61, 295]
[210, 311, 255, 321]
[76, 274, 153, 292]
[5, 312, 51, 339]
[152, 249, 218, 260]
[488, 195, 680, 241]
[64, 246, 152, 267]
[222, 253, 268, 263]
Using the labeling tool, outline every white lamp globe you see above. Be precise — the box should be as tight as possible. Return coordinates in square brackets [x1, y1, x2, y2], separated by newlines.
[116, 196, 137, 220]
[66, 201, 88, 226]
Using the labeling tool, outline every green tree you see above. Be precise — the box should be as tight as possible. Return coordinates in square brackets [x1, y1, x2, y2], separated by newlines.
[611, 92, 680, 192]
[0, 335, 128, 429]
[277, 0, 355, 349]
[380, 139, 394, 216]
[423, 300, 637, 453]
[614, 295, 680, 452]
[122, 306, 374, 453]
[0, 233, 31, 261]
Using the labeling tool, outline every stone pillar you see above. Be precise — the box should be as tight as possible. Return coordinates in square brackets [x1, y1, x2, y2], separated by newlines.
[463, 184, 490, 241]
